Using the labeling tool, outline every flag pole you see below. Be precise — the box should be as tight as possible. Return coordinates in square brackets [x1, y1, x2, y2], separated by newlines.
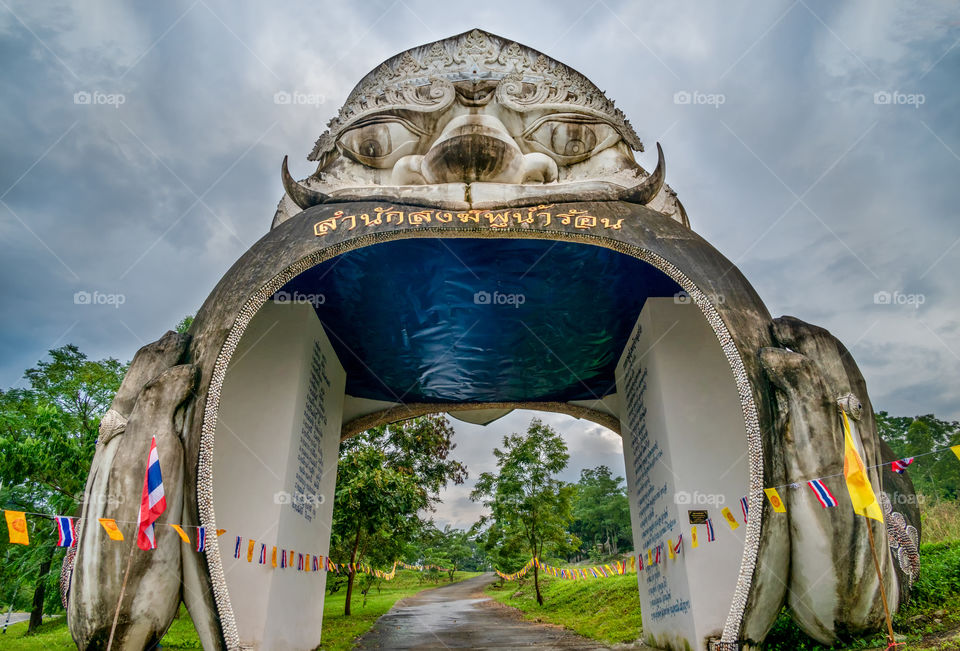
[865, 516, 896, 646]
[106, 539, 136, 651]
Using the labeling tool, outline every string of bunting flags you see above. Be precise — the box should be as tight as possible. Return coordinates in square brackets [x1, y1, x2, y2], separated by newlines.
[5, 424, 955, 583]
[493, 436, 960, 581]
[495, 557, 635, 581]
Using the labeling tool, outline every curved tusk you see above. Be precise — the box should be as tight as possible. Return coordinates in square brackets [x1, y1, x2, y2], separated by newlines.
[281, 155, 329, 210]
[619, 142, 665, 205]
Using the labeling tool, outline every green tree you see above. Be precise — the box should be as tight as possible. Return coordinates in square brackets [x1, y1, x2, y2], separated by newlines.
[470, 418, 574, 605]
[175, 315, 194, 334]
[0, 346, 125, 631]
[329, 414, 466, 615]
[877, 411, 960, 499]
[569, 465, 632, 558]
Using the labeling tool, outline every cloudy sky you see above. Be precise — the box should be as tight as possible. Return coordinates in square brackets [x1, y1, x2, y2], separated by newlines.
[1, 1, 958, 528]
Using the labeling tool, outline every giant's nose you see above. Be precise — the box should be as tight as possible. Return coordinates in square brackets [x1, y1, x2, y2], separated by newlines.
[421, 115, 526, 184]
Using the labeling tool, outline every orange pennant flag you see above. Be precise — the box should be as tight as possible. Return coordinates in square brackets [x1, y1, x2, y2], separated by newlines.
[216, 529, 226, 536]
[765, 488, 787, 513]
[170, 524, 191, 544]
[842, 411, 884, 522]
[4, 510, 29, 545]
[305, 553, 312, 572]
[721, 507, 740, 530]
[247, 539, 255, 562]
[271, 546, 278, 568]
[99, 518, 124, 541]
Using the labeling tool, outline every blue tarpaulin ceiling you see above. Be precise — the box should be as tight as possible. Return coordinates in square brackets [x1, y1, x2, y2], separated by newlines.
[275, 238, 681, 404]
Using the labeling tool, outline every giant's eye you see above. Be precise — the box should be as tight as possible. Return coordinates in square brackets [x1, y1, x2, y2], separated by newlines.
[523, 115, 619, 164]
[337, 118, 424, 168]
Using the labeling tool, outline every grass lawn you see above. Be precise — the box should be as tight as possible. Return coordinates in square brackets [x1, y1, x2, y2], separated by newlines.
[0, 570, 480, 651]
[487, 540, 960, 650]
[485, 571, 642, 645]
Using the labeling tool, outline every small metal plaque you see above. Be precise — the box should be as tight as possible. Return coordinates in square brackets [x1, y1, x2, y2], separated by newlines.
[688, 509, 709, 524]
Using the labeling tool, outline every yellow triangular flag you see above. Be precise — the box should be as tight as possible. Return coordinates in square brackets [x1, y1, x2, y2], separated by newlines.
[647, 549, 653, 566]
[170, 524, 191, 544]
[216, 528, 226, 536]
[99, 518, 124, 541]
[952, 445, 960, 462]
[691, 525, 699, 549]
[4, 510, 29, 545]
[842, 410, 884, 522]
[765, 487, 787, 513]
[721, 507, 740, 530]
[667, 539, 675, 560]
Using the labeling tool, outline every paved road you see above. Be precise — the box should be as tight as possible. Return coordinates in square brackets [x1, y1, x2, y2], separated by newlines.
[355, 573, 611, 649]
[1, 612, 32, 628]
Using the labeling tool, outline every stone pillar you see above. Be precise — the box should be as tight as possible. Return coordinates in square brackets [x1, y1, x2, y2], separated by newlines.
[212, 301, 345, 650]
[616, 299, 749, 650]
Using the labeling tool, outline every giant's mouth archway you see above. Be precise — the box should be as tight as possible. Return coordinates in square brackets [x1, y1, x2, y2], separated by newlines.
[66, 27, 913, 651]
[196, 214, 769, 650]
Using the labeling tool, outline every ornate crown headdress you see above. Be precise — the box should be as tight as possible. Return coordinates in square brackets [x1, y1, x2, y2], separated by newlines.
[308, 29, 643, 161]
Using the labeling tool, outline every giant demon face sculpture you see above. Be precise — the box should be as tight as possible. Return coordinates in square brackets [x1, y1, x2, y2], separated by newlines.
[65, 29, 921, 651]
[274, 29, 687, 226]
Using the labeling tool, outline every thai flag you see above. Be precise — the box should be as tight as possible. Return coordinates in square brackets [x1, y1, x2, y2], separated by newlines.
[137, 436, 167, 550]
[740, 497, 749, 522]
[654, 544, 661, 564]
[312, 556, 319, 572]
[808, 479, 838, 508]
[297, 553, 304, 571]
[56, 516, 77, 547]
[673, 535, 683, 556]
[234, 536, 242, 559]
[706, 518, 715, 542]
[280, 549, 287, 569]
[891, 458, 914, 474]
[196, 526, 206, 552]
[258, 544, 266, 565]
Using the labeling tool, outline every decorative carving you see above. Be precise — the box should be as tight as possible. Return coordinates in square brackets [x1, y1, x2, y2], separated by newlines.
[308, 29, 642, 161]
[881, 492, 920, 588]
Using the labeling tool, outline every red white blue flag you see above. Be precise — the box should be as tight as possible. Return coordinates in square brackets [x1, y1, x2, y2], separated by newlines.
[258, 544, 267, 565]
[673, 535, 683, 556]
[137, 436, 167, 550]
[297, 553, 304, 571]
[706, 518, 715, 542]
[56, 516, 77, 547]
[196, 526, 206, 552]
[234, 536, 242, 559]
[740, 497, 749, 522]
[808, 479, 838, 508]
[280, 548, 287, 569]
[891, 458, 914, 474]
[312, 555, 319, 572]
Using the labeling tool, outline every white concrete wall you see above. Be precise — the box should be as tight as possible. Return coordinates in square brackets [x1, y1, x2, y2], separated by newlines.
[212, 301, 345, 650]
[616, 298, 749, 651]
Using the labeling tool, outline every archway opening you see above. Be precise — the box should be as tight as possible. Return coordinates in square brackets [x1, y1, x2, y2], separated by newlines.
[209, 237, 750, 650]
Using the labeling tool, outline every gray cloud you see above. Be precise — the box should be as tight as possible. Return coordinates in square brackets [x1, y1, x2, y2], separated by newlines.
[2, 0, 958, 524]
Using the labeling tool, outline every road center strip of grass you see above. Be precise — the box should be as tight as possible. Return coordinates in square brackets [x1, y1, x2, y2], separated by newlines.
[485, 572, 643, 645]
[319, 570, 480, 650]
